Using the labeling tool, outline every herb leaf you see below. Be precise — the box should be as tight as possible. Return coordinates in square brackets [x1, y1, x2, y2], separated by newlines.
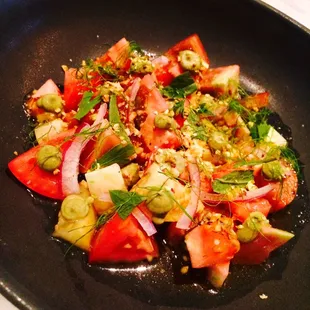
[217, 170, 254, 184]
[109, 190, 146, 219]
[75, 91, 101, 120]
[161, 72, 197, 99]
[94, 144, 135, 168]
[212, 170, 253, 194]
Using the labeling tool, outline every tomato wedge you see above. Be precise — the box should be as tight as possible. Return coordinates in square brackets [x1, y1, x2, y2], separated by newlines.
[197, 65, 240, 97]
[96, 37, 130, 69]
[139, 80, 181, 151]
[185, 224, 240, 268]
[165, 33, 210, 65]
[230, 198, 272, 222]
[89, 213, 159, 263]
[257, 164, 298, 212]
[233, 226, 294, 265]
[240, 92, 269, 110]
[63, 68, 87, 112]
[8, 129, 75, 200]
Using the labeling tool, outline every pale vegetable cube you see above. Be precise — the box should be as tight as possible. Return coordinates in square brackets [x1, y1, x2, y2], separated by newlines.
[53, 182, 97, 251]
[53, 203, 97, 251]
[85, 164, 127, 213]
[34, 119, 67, 144]
[264, 127, 287, 147]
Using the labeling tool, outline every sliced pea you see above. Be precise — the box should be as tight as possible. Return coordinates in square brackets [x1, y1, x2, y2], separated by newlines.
[237, 226, 258, 243]
[61, 195, 90, 221]
[36, 145, 62, 171]
[37, 94, 63, 112]
[244, 211, 269, 232]
[154, 113, 177, 130]
[208, 131, 228, 151]
[237, 211, 269, 243]
[179, 50, 202, 71]
[146, 190, 173, 214]
[121, 163, 140, 188]
[262, 160, 284, 181]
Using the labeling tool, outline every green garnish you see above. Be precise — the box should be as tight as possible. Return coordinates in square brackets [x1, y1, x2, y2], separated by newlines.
[109, 190, 146, 220]
[196, 103, 213, 115]
[237, 85, 250, 98]
[250, 122, 271, 141]
[94, 190, 146, 228]
[74, 91, 101, 120]
[212, 170, 254, 194]
[129, 41, 144, 55]
[173, 99, 185, 116]
[280, 146, 301, 178]
[185, 110, 209, 141]
[161, 72, 197, 99]
[229, 99, 272, 141]
[93, 144, 135, 168]
[109, 94, 131, 144]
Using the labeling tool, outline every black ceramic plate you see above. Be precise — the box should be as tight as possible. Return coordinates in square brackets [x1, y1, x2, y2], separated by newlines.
[1, 0, 310, 309]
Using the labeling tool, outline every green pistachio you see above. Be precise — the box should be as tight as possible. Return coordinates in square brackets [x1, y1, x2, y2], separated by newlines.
[179, 50, 202, 71]
[37, 94, 63, 112]
[262, 160, 284, 181]
[36, 145, 62, 172]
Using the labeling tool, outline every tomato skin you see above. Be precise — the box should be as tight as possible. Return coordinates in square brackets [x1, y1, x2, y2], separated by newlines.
[185, 224, 240, 268]
[139, 83, 181, 152]
[63, 68, 87, 112]
[241, 92, 269, 110]
[96, 37, 130, 69]
[256, 165, 298, 212]
[153, 64, 175, 86]
[165, 33, 210, 65]
[230, 198, 272, 223]
[197, 65, 240, 97]
[89, 213, 159, 263]
[8, 129, 75, 200]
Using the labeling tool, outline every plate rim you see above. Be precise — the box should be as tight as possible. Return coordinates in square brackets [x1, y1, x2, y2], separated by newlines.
[1, 1, 309, 309]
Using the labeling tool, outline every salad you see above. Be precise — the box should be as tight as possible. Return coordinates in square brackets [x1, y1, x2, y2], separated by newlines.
[8, 34, 299, 289]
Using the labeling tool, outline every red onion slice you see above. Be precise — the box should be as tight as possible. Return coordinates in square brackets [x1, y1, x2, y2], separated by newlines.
[200, 184, 274, 203]
[128, 77, 141, 102]
[93, 103, 107, 127]
[61, 124, 91, 196]
[132, 207, 157, 236]
[152, 55, 169, 67]
[32, 79, 60, 98]
[176, 162, 201, 230]
[234, 184, 274, 201]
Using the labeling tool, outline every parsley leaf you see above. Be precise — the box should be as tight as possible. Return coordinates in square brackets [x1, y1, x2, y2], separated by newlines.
[161, 72, 197, 99]
[109, 190, 146, 219]
[74, 91, 101, 120]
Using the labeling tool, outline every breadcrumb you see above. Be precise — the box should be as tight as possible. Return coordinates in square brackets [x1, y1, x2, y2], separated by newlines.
[259, 294, 268, 300]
